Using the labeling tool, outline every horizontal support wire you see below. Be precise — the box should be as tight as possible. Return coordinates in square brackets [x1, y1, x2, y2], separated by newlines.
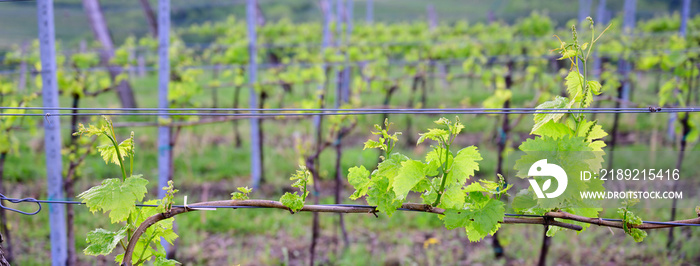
[0, 106, 691, 117]
[0, 194, 698, 227]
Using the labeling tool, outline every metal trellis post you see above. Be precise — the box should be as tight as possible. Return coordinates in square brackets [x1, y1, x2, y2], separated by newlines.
[336, 0, 345, 104]
[157, 0, 171, 252]
[578, 0, 591, 23]
[37, 0, 67, 265]
[680, 0, 690, 38]
[247, 0, 262, 189]
[342, 0, 353, 102]
[157, 0, 170, 207]
[366, 0, 372, 24]
[315, 0, 331, 131]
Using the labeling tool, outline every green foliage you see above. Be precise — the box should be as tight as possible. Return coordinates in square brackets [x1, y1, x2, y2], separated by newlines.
[442, 197, 505, 242]
[618, 208, 647, 242]
[120, 199, 178, 265]
[84, 228, 128, 256]
[97, 137, 133, 166]
[347, 166, 371, 200]
[0, 78, 39, 155]
[531, 96, 573, 134]
[280, 193, 304, 213]
[79, 175, 149, 223]
[349, 118, 509, 241]
[161, 180, 179, 212]
[280, 166, 311, 213]
[74, 117, 135, 179]
[75, 119, 180, 265]
[231, 186, 253, 200]
[513, 19, 615, 237]
[392, 160, 426, 200]
[363, 119, 401, 159]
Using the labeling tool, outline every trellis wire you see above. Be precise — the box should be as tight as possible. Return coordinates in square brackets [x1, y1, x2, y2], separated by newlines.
[1, 194, 698, 227]
[0, 107, 695, 118]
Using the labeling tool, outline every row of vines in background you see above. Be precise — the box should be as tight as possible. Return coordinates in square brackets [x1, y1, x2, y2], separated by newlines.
[1, 8, 700, 265]
[59, 18, 700, 266]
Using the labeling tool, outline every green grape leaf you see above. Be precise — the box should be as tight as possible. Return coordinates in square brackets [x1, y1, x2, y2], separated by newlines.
[589, 140, 606, 151]
[438, 184, 465, 209]
[392, 160, 426, 199]
[367, 176, 402, 216]
[97, 138, 133, 166]
[417, 128, 449, 145]
[628, 228, 648, 242]
[231, 192, 249, 200]
[531, 96, 573, 134]
[532, 120, 573, 139]
[512, 189, 547, 215]
[114, 233, 154, 264]
[411, 179, 432, 192]
[363, 139, 383, 150]
[280, 192, 304, 213]
[74, 123, 107, 137]
[445, 146, 482, 186]
[154, 256, 180, 266]
[442, 198, 505, 242]
[84, 227, 127, 256]
[514, 136, 604, 213]
[442, 209, 469, 230]
[565, 71, 584, 100]
[79, 175, 149, 223]
[576, 120, 608, 142]
[463, 182, 489, 193]
[464, 179, 511, 195]
[420, 178, 441, 205]
[618, 208, 647, 242]
[425, 147, 453, 177]
[470, 199, 505, 240]
[376, 153, 408, 185]
[136, 200, 178, 245]
[559, 49, 577, 60]
[587, 80, 602, 95]
[348, 166, 371, 200]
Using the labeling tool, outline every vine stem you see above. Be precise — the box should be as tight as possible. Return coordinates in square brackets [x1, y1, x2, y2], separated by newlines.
[432, 137, 451, 207]
[120, 199, 700, 265]
[120, 200, 582, 265]
[103, 133, 127, 181]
